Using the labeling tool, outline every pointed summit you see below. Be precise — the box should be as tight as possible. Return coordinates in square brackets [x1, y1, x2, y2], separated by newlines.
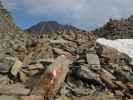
[25, 21, 80, 35]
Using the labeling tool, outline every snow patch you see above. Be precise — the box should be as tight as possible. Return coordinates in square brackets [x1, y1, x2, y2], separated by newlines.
[96, 38, 133, 64]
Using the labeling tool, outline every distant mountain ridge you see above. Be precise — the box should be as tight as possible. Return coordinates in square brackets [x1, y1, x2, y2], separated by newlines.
[25, 21, 80, 35]
[93, 15, 133, 39]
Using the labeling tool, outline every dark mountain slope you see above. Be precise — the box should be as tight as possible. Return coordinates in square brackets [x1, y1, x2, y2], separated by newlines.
[25, 21, 80, 36]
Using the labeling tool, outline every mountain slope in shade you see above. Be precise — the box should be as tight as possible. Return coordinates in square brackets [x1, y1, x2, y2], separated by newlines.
[93, 15, 133, 39]
[25, 21, 80, 35]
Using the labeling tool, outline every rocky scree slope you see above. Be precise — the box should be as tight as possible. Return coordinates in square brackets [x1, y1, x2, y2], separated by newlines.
[93, 15, 133, 39]
[0, 1, 132, 100]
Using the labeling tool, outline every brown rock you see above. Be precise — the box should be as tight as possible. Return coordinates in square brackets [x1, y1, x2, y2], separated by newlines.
[21, 96, 44, 100]
[100, 46, 119, 64]
[127, 82, 133, 89]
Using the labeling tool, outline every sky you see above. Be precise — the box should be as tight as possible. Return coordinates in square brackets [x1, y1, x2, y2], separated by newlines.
[1, 0, 133, 30]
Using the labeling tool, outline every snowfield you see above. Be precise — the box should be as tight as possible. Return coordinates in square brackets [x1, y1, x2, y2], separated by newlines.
[96, 38, 133, 64]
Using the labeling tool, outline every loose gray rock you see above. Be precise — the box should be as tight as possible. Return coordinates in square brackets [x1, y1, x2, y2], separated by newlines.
[86, 53, 100, 66]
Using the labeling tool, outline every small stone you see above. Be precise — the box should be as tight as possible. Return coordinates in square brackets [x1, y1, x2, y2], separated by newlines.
[0, 63, 10, 73]
[86, 53, 101, 66]
[0, 83, 30, 95]
[21, 96, 44, 100]
[127, 82, 133, 89]
[55, 96, 70, 100]
[28, 63, 44, 70]
[101, 69, 116, 80]
[114, 81, 127, 89]
[59, 84, 70, 95]
[0, 96, 18, 100]
[115, 90, 124, 96]
[0, 75, 10, 86]
[19, 71, 29, 82]
[11, 58, 23, 77]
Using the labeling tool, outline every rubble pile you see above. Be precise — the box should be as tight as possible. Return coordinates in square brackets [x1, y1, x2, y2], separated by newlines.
[0, 1, 132, 100]
[0, 29, 132, 100]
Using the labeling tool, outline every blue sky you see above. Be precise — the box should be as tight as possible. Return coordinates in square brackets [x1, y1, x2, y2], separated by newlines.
[1, 0, 133, 30]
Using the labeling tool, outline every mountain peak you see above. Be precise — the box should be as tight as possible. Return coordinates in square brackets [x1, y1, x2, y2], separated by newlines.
[43, 21, 59, 24]
[26, 21, 80, 35]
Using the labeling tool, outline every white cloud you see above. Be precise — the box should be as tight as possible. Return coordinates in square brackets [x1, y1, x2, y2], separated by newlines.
[1, 0, 133, 29]
[1, 0, 19, 10]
